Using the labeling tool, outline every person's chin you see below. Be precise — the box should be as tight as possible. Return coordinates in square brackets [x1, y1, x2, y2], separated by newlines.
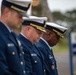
[17, 25, 21, 28]
[35, 40, 39, 43]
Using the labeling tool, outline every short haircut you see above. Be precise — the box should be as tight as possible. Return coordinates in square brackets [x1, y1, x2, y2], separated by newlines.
[1, 5, 6, 15]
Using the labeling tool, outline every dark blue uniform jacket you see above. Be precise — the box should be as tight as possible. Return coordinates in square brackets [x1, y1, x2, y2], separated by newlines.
[35, 38, 58, 75]
[0, 22, 25, 75]
[18, 34, 51, 75]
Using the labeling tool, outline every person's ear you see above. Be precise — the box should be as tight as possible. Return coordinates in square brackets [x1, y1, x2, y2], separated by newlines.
[4, 8, 10, 17]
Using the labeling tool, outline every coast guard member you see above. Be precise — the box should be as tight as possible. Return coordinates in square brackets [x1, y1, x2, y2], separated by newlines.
[18, 16, 50, 75]
[0, 0, 32, 75]
[36, 22, 67, 75]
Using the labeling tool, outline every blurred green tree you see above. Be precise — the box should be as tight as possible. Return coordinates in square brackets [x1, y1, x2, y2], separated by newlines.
[52, 9, 76, 32]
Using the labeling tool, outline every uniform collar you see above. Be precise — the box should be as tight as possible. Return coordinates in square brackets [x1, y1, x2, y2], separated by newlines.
[0, 21, 12, 33]
[20, 33, 28, 39]
[40, 37, 52, 50]
[20, 33, 33, 46]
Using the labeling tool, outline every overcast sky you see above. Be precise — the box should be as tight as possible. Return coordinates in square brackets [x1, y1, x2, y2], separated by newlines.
[0, 0, 76, 13]
[47, 0, 76, 13]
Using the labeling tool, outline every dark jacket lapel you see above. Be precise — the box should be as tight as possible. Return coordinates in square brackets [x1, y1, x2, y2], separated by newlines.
[9, 33, 18, 47]
[0, 22, 19, 49]
[40, 39, 52, 54]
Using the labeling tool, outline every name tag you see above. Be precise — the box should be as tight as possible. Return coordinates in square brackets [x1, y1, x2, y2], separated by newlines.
[49, 55, 53, 59]
[7, 43, 14, 47]
[31, 53, 37, 56]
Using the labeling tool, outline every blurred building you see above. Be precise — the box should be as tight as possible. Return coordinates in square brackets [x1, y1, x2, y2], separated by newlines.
[32, 0, 53, 21]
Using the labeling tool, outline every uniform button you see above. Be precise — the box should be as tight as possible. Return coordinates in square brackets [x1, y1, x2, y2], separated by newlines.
[44, 69, 46, 72]
[23, 70, 26, 74]
[20, 61, 23, 65]
[35, 61, 37, 63]
[22, 51, 24, 54]
[20, 53, 22, 56]
[51, 65, 55, 70]
[12, 52, 15, 55]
